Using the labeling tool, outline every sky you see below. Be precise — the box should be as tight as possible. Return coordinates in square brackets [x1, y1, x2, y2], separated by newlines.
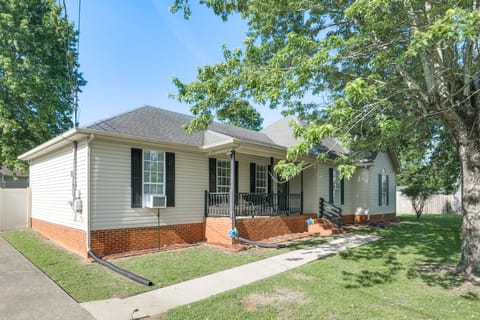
[64, 0, 283, 127]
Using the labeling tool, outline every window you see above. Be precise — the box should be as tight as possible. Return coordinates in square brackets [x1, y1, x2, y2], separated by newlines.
[255, 164, 268, 193]
[328, 168, 344, 205]
[217, 160, 231, 193]
[132, 148, 174, 208]
[379, 169, 389, 206]
[332, 169, 341, 205]
[143, 150, 165, 204]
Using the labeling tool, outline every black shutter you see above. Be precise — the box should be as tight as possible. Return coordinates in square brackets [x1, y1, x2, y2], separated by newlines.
[378, 174, 382, 206]
[166, 152, 175, 207]
[209, 158, 216, 192]
[267, 164, 272, 195]
[386, 175, 389, 206]
[328, 168, 333, 203]
[235, 161, 239, 194]
[131, 148, 142, 208]
[250, 163, 256, 193]
[340, 178, 345, 205]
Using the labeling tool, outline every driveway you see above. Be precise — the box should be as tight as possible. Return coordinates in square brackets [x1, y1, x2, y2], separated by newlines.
[0, 236, 94, 320]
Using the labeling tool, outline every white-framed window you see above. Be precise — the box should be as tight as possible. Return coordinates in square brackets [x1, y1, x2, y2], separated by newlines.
[380, 168, 388, 206]
[255, 164, 268, 193]
[143, 150, 165, 204]
[333, 168, 341, 205]
[217, 160, 231, 193]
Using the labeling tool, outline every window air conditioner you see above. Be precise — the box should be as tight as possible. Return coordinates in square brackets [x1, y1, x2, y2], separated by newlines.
[146, 195, 167, 208]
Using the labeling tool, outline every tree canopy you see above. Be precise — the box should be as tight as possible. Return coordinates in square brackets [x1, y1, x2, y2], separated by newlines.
[171, 1, 480, 278]
[0, 0, 84, 170]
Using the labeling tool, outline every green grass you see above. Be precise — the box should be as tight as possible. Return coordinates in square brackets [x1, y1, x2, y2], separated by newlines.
[163, 215, 480, 320]
[1, 229, 327, 303]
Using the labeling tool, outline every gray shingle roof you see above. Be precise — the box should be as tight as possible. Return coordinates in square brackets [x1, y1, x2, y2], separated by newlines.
[85, 106, 279, 148]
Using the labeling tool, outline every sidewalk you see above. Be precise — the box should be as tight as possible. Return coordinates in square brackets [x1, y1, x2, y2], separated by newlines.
[0, 237, 94, 320]
[82, 233, 381, 319]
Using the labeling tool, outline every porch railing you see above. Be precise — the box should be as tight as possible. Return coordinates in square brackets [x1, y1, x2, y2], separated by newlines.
[318, 197, 342, 227]
[205, 191, 302, 217]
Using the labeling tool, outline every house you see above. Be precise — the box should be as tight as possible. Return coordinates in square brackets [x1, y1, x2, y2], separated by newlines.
[1, 166, 29, 189]
[19, 106, 399, 257]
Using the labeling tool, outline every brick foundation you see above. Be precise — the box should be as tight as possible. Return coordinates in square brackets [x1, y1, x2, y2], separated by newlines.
[205, 217, 234, 246]
[205, 214, 316, 246]
[342, 213, 396, 224]
[31, 218, 87, 257]
[90, 223, 204, 257]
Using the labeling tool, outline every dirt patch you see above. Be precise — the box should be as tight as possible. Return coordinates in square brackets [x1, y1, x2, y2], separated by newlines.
[241, 287, 309, 317]
[454, 281, 480, 300]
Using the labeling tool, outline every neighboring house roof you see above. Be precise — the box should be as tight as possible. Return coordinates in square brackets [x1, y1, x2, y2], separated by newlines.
[0, 166, 29, 189]
[261, 115, 349, 159]
[0, 166, 28, 178]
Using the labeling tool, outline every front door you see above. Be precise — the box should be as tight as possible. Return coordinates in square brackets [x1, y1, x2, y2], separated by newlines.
[277, 180, 289, 214]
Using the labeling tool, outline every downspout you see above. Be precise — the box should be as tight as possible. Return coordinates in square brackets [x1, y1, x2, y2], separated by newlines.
[86, 134, 95, 253]
[228, 150, 236, 231]
[71, 141, 78, 211]
[85, 133, 152, 286]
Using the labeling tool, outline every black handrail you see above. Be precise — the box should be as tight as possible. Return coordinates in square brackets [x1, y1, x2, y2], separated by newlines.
[318, 197, 342, 227]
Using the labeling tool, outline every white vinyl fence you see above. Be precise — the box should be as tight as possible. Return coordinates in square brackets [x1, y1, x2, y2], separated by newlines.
[396, 187, 461, 215]
[0, 188, 30, 231]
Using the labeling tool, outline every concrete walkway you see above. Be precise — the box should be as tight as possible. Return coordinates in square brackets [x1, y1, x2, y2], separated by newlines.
[0, 236, 94, 320]
[82, 233, 380, 319]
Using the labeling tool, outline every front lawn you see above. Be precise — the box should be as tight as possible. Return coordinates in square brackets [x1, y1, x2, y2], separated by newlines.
[163, 215, 480, 320]
[1, 229, 327, 302]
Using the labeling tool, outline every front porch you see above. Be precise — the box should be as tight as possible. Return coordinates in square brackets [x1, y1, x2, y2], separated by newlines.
[205, 191, 304, 217]
[204, 191, 343, 247]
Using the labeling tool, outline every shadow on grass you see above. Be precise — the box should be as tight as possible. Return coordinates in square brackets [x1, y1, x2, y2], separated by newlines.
[339, 214, 464, 290]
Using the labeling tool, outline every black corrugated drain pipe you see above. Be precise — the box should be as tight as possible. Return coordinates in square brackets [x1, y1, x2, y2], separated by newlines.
[88, 250, 153, 286]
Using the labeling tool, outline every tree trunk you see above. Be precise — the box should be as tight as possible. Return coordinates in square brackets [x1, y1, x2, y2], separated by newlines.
[457, 140, 480, 279]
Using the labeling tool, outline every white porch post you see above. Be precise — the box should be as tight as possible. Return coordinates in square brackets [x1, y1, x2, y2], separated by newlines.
[227, 150, 236, 230]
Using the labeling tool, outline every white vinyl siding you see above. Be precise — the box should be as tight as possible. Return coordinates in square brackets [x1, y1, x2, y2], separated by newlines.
[224, 153, 271, 193]
[29, 141, 88, 231]
[351, 168, 370, 215]
[369, 152, 396, 215]
[302, 165, 317, 213]
[317, 165, 330, 203]
[316, 164, 353, 216]
[90, 139, 207, 230]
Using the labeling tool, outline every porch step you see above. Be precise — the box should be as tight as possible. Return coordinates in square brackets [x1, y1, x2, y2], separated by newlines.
[307, 218, 343, 236]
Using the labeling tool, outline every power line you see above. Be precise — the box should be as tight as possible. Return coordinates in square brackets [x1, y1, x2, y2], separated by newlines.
[60, 0, 81, 128]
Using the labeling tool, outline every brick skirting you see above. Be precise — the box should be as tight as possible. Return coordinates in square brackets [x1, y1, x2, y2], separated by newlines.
[90, 223, 204, 257]
[342, 213, 396, 224]
[31, 218, 87, 257]
[205, 214, 316, 246]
